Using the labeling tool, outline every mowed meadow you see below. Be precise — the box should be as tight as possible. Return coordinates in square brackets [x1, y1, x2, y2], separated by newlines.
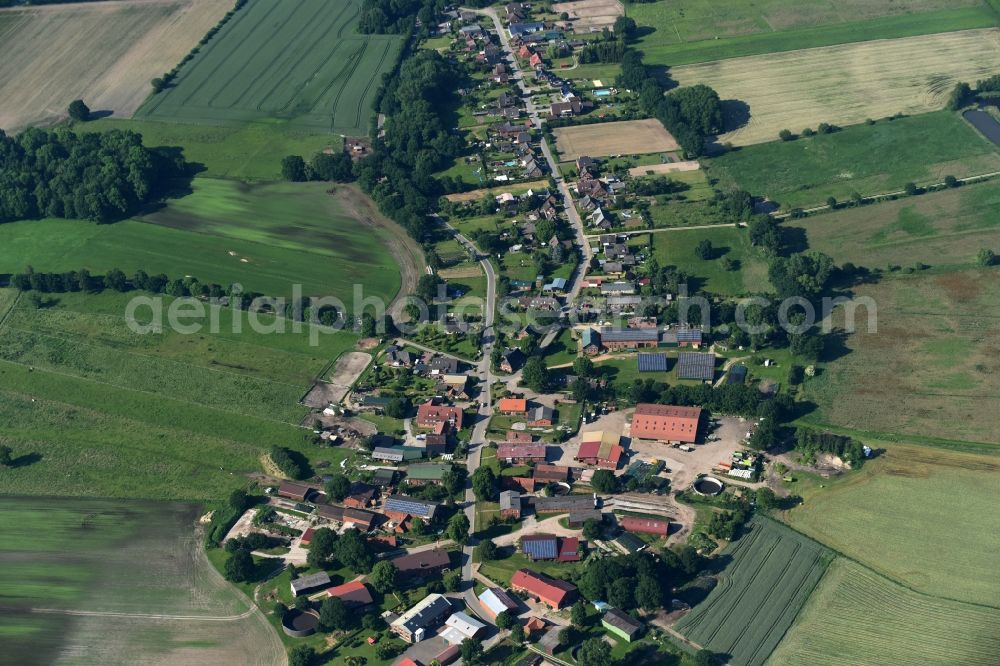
[137, 0, 401, 134]
[672, 29, 1000, 146]
[629, 0, 1000, 65]
[707, 112, 1000, 209]
[0, 0, 232, 131]
[0, 288, 357, 500]
[0, 180, 405, 302]
[0, 498, 283, 666]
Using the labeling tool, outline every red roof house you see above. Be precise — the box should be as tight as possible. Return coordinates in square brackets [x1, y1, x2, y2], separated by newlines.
[497, 443, 546, 463]
[575, 431, 624, 470]
[325, 581, 374, 608]
[416, 400, 464, 430]
[299, 527, 316, 547]
[511, 569, 577, 609]
[505, 430, 533, 444]
[620, 516, 670, 537]
[558, 537, 581, 562]
[630, 404, 701, 443]
[498, 398, 528, 415]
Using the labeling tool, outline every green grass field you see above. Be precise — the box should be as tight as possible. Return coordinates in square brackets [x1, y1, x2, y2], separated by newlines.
[801, 268, 1000, 448]
[791, 179, 1000, 271]
[675, 517, 832, 666]
[82, 119, 337, 181]
[781, 444, 1000, 607]
[0, 179, 402, 302]
[629, 0, 999, 65]
[0, 497, 282, 665]
[136, 0, 401, 134]
[707, 112, 1000, 210]
[647, 227, 772, 295]
[768, 559, 1000, 665]
[0, 289, 356, 500]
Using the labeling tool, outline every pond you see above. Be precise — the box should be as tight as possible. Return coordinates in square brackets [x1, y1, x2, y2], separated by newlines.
[963, 108, 1000, 147]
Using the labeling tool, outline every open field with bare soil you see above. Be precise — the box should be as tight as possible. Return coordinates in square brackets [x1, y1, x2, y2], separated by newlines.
[801, 268, 1000, 448]
[553, 119, 678, 161]
[672, 28, 1000, 146]
[0, 0, 232, 131]
[552, 0, 623, 32]
[0, 497, 284, 666]
[768, 559, 1000, 666]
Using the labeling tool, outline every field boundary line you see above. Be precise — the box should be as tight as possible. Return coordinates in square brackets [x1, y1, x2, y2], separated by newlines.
[18, 605, 256, 622]
[0, 289, 21, 330]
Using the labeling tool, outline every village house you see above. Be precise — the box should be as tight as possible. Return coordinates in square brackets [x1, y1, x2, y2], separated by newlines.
[316, 505, 380, 532]
[533, 463, 569, 484]
[500, 347, 526, 373]
[390, 593, 452, 643]
[404, 463, 452, 486]
[500, 490, 523, 519]
[497, 397, 529, 415]
[575, 430, 625, 470]
[383, 494, 440, 523]
[391, 548, 451, 581]
[497, 443, 546, 463]
[527, 405, 555, 426]
[478, 587, 520, 620]
[325, 581, 374, 609]
[343, 482, 376, 509]
[442, 611, 487, 645]
[416, 399, 464, 430]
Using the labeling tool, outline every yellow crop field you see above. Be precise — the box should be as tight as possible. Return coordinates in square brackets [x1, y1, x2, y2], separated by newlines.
[553, 118, 678, 161]
[0, 0, 232, 131]
[672, 28, 1000, 146]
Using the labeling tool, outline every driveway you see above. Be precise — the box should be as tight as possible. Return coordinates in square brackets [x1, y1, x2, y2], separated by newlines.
[492, 514, 584, 547]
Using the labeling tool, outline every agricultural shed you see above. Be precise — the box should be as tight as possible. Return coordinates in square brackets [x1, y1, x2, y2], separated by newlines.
[442, 611, 486, 644]
[637, 353, 668, 372]
[602, 608, 642, 642]
[676, 352, 716, 381]
[479, 587, 520, 620]
[533, 464, 569, 483]
[568, 509, 603, 527]
[575, 430, 624, 469]
[325, 581, 373, 608]
[405, 464, 452, 485]
[615, 532, 647, 553]
[278, 481, 316, 502]
[384, 495, 439, 520]
[521, 534, 559, 560]
[290, 572, 331, 597]
[511, 569, 578, 609]
[630, 404, 701, 443]
[620, 516, 670, 537]
[391, 548, 451, 579]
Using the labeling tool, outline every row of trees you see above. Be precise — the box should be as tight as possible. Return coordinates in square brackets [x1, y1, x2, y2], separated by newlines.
[795, 429, 866, 467]
[269, 446, 307, 480]
[358, 0, 439, 34]
[281, 151, 354, 183]
[0, 128, 184, 223]
[306, 526, 374, 572]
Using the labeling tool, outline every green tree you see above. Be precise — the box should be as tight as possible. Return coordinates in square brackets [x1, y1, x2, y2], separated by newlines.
[635, 574, 663, 611]
[573, 356, 595, 378]
[947, 82, 974, 110]
[778, 129, 794, 141]
[904, 182, 919, 196]
[608, 577, 636, 609]
[444, 569, 462, 593]
[510, 623, 525, 643]
[311, 151, 354, 182]
[521, 356, 550, 392]
[318, 596, 351, 631]
[476, 539, 498, 561]
[495, 609, 516, 630]
[0, 445, 13, 467]
[613, 15, 637, 39]
[447, 512, 470, 545]
[695, 239, 713, 260]
[977, 248, 996, 267]
[67, 99, 90, 122]
[459, 638, 484, 665]
[694, 649, 719, 666]
[577, 638, 614, 666]
[590, 469, 618, 494]
[224, 548, 254, 582]
[325, 473, 351, 501]
[369, 559, 398, 594]
[571, 599, 587, 626]
[307, 527, 338, 569]
[335, 529, 373, 573]
[755, 487, 778, 513]
[582, 518, 603, 541]
[288, 645, 315, 666]
[281, 155, 308, 182]
[472, 466, 498, 501]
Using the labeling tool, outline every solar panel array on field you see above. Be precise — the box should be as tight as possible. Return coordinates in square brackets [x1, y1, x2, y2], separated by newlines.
[675, 517, 833, 666]
[522, 535, 558, 560]
[637, 353, 668, 372]
[676, 352, 715, 380]
[137, 0, 402, 134]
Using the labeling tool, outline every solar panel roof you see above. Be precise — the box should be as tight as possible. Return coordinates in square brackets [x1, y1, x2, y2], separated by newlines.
[522, 536, 558, 559]
[637, 353, 668, 372]
[385, 496, 436, 517]
[676, 352, 715, 380]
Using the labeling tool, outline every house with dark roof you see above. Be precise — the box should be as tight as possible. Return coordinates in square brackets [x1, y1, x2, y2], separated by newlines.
[277, 481, 316, 503]
[390, 593, 452, 642]
[315, 505, 380, 532]
[500, 490, 522, 519]
[384, 495, 439, 522]
[527, 405, 555, 426]
[391, 548, 451, 580]
[599, 326, 658, 350]
[568, 509, 603, 527]
[602, 608, 642, 642]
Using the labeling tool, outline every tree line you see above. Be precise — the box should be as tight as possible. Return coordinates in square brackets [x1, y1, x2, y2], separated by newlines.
[795, 429, 866, 467]
[0, 128, 184, 223]
[359, 0, 440, 34]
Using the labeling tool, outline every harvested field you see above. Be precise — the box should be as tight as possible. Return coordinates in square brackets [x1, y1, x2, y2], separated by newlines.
[137, 0, 402, 134]
[672, 29, 1000, 146]
[628, 161, 701, 176]
[782, 443, 1000, 607]
[553, 119, 677, 161]
[769, 559, 1000, 666]
[324, 351, 372, 403]
[552, 0, 623, 32]
[791, 179, 1000, 271]
[0, 0, 232, 131]
[802, 269, 1000, 447]
[675, 517, 833, 666]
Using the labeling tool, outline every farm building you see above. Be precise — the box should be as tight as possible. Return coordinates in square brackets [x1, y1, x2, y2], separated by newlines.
[372, 446, 424, 462]
[637, 353, 668, 373]
[325, 581, 373, 608]
[497, 443, 546, 463]
[521, 534, 582, 562]
[615, 532, 647, 553]
[676, 352, 716, 381]
[575, 430, 624, 469]
[278, 481, 316, 502]
[290, 572, 331, 597]
[498, 398, 529, 415]
[630, 404, 702, 443]
[599, 327, 658, 350]
[531, 495, 596, 514]
[299, 527, 316, 546]
[441, 611, 486, 644]
[568, 509, 603, 527]
[416, 401, 465, 429]
[538, 626, 562, 655]
[315, 505, 380, 532]
[533, 464, 569, 483]
[500, 490, 523, 519]
[343, 483, 376, 509]
[527, 406, 555, 426]
[602, 608, 642, 642]
[405, 464, 452, 485]
[384, 495, 439, 521]
[511, 569, 578, 609]
[421, 432, 448, 456]
[620, 516, 670, 537]
[390, 593, 453, 643]
[479, 587, 520, 620]
[581, 328, 602, 355]
[505, 430, 534, 444]
[391, 548, 451, 580]
[434, 644, 460, 665]
[372, 468, 397, 488]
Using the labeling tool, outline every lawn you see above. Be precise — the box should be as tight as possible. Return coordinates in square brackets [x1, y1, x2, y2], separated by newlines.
[0, 497, 282, 664]
[647, 226, 772, 296]
[0, 0, 232, 131]
[674, 517, 833, 666]
[800, 268, 1000, 448]
[781, 443, 1000, 607]
[769, 559, 1000, 666]
[0, 179, 406, 303]
[136, 0, 402, 135]
[674, 30, 1000, 147]
[631, 1, 1000, 66]
[790, 179, 1000, 271]
[83, 118, 337, 181]
[0, 290, 356, 500]
[544, 328, 578, 367]
[707, 111, 1000, 208]
[478, 551, 584, 586]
